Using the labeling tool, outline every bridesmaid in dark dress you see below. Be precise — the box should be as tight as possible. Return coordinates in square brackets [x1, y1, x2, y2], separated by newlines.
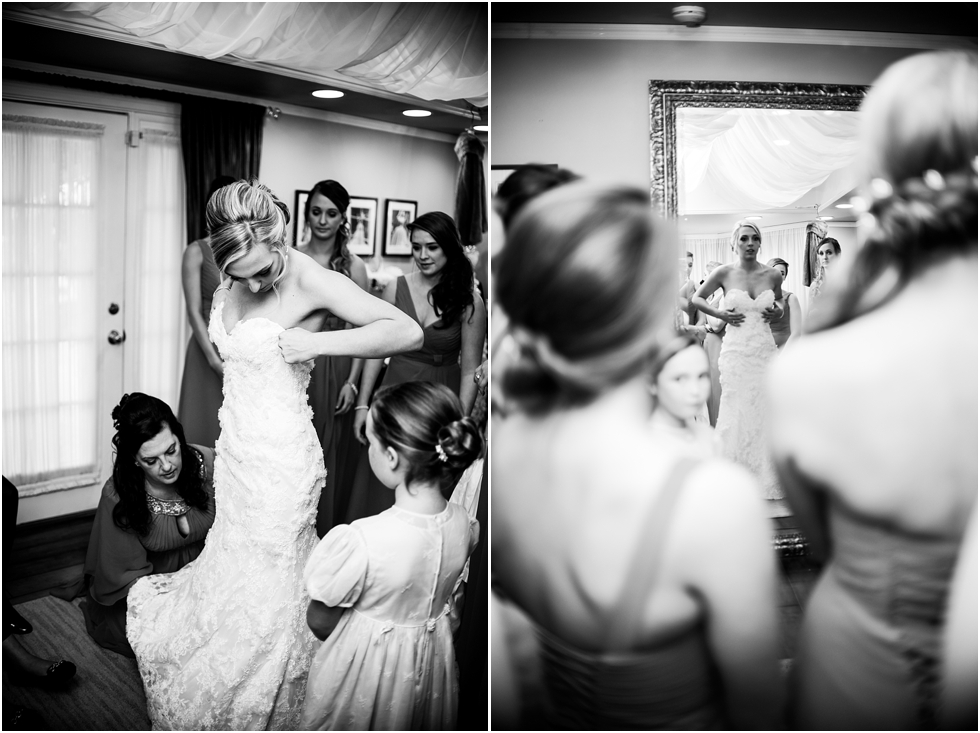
[346, 212, 487, 522]
[296, 180, 369, 536]
[766, 257, 802, 350]
[54, 394, 215, 657]
[177, 175, 236, 447]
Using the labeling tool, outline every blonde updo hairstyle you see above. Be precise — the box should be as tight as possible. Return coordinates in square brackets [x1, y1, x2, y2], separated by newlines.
[207, 180, 291, 293]
[813, 51, 978, 331]
[495, 182, 676, 414]
[730, 219, 763, 252]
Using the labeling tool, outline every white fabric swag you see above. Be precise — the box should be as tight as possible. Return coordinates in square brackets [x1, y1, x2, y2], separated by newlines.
[677, 108, 860, 215]
[16, 2, 488, 105]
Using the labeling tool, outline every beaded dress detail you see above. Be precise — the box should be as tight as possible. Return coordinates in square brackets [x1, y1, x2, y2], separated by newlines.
[127, 301, 325, 730]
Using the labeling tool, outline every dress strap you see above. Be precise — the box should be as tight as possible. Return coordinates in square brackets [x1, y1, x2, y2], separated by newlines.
[605, 456, 699, 651]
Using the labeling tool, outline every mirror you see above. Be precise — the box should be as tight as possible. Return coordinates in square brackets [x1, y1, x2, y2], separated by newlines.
[650, 80, 868, 313]
[650, 80, 867, 234]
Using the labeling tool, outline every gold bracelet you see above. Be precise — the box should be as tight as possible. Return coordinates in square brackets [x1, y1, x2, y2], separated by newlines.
[354, 405, 369, 411]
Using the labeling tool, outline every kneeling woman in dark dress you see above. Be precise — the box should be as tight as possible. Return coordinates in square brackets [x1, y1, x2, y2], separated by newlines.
[56, 393, 215, 657]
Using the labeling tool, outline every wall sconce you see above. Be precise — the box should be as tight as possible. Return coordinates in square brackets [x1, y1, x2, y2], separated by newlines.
[266, 107, 281, 120]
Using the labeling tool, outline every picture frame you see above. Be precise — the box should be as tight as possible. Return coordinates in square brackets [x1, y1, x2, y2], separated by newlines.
[346, 196, 378, 257]
[293, 190, 309, 247]
[382, 199, 418, 257]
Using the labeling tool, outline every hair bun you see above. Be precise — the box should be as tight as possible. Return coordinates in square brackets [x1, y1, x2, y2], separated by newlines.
[436, 417, 484, 470]
[111, 393, 133, 428]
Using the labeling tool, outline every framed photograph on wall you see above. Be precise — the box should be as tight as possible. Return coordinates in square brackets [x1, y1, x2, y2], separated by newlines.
[383, 199, 417, 257]
[346, 197, 378, 257]
[293, 190, 309, 247]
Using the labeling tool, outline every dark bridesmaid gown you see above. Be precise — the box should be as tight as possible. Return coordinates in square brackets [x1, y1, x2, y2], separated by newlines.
[309, 312, 358, 537]
[344, 276, 461, 522]
[177, 239, 223, 448]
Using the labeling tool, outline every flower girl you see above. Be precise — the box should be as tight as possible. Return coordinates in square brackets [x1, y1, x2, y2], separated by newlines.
[650, 335, 720, 457]
[300, 381, 483, 730]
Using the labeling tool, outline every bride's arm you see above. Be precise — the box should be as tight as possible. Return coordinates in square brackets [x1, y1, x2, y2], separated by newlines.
[280, 265, 422, 362]
[693, 267, 743, 326]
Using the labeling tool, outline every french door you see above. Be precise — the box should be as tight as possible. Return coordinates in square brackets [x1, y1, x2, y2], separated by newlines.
[2, 100, 128, 498]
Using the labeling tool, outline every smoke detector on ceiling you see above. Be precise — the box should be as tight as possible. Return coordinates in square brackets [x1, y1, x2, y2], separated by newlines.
[672, 5, 707, 28]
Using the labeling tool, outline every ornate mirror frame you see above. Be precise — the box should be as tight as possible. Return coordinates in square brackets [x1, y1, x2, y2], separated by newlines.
[649, 80, 869, 219]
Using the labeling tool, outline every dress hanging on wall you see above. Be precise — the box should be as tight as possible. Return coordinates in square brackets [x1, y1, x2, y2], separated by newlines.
[454, 131, 487, 247]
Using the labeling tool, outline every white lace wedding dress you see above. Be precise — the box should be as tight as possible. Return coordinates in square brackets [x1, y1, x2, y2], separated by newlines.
[127, 301, 324, 730]
[715, 289, 782, 501]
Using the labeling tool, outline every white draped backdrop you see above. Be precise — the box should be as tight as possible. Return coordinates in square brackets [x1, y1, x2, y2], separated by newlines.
[13, 2, 488, 105]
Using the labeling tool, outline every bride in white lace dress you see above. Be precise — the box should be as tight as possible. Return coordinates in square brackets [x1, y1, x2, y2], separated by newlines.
[126, 180, 423, 730]
[693, 221, 784, 505]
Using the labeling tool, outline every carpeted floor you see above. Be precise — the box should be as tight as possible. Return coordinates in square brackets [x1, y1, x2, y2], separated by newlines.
[3, 596, 150, 731]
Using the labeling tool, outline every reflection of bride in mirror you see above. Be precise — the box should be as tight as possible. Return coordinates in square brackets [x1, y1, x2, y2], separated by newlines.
[692, 221, 784, 505]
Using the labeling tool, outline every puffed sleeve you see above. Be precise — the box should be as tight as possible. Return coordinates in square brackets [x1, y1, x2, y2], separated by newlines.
[303, 524, 368, 608]
[84, 479, 152, 606]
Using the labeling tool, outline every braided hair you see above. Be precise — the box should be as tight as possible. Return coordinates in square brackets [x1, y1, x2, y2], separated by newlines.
[810, 51, 977, 332]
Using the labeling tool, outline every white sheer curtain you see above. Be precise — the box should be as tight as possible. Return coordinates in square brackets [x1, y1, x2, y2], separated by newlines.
[131, 127, 186, 407]
[14, 2, 487, 105]
[678, 108, 860, 215]
[2, 115, 102, 484]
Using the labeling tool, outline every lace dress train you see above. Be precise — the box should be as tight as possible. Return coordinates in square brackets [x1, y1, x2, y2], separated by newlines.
[127, 303, 324, 730]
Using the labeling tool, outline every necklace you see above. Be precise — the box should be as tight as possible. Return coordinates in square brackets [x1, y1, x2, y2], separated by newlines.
[146, 492, 190, 516]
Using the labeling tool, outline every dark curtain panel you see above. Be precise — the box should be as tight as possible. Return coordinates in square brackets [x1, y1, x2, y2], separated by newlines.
[181, 98, 265, 243]
[453, 132, 488, 248]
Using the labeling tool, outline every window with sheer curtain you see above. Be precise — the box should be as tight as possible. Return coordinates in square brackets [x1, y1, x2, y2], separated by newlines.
[2, 114, 185, 488]
[2, 116, 104, 485]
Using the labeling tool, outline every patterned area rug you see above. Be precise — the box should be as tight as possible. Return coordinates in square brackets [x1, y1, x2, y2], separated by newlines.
[3, 596, 150, 730]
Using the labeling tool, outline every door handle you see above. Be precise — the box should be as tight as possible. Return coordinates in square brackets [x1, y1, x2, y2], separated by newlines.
[108, 330, 126, 345]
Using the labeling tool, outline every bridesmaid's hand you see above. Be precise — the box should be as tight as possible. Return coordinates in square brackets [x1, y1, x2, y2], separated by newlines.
[760, 303, 780, 323]
[278, 328, 317, 364]
[334, 383, 356, 415]
[352, 409, 368, 445]
[720, 308, 745, 327]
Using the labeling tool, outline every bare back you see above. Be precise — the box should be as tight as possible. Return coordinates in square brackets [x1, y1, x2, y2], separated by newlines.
[769, 257, 978, 537]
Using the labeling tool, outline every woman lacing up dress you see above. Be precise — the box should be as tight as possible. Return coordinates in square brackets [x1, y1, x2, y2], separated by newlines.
[493, 182, 782, 729]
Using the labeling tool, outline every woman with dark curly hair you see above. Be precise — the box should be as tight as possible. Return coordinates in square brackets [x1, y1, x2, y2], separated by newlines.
[345, 211, 487, 521]
[54, 393, 215, 657]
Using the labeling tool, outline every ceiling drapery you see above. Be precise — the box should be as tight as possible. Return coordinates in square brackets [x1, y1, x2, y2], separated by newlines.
[677, 108, 859, 214]
[17, 2, 488, 106]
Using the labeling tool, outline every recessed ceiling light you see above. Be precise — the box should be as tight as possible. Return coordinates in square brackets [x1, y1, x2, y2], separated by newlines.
[818, 216, 834, 221]
[745, 216, 763, 220]
[312, 90, 344, 99]
[402, 110, 431, 118]
[835, 203, 854, 209]
[473, 124, 488, 132]
[773, 139, 790, 146]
